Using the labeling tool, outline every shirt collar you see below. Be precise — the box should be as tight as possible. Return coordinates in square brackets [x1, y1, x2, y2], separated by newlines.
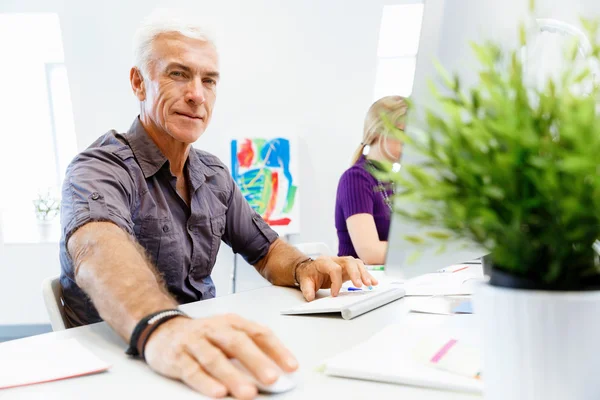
[124, 117, 218, 189]
[124, 117, 169, 178]
[187, 148, 217, 191]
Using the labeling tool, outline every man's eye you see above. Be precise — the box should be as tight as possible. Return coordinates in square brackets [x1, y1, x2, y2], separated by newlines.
[170, 71, 184, 78]
[203, 78, 216, 86]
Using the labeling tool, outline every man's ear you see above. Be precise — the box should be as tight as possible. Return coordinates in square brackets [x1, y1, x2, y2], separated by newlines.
[130, 67, 146, 101]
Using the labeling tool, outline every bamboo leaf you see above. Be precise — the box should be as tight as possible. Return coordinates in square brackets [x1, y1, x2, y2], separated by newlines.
[433, 59, 455, 89]
[425, 231, 453, 240]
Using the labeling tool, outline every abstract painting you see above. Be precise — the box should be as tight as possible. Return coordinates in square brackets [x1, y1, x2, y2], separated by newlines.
[230, 138, 299, 234]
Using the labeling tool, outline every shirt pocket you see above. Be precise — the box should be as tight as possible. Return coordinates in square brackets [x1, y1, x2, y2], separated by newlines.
[135, 217, 179, 272]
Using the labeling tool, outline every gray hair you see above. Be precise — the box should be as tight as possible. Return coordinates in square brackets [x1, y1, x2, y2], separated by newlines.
[133, 9, 216, 78]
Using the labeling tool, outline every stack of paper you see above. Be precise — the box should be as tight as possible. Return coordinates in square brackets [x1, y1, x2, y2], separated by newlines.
[409, 296, 473, 315]
[403, 271, 485, 296]
[0, 338, 111, 390]
[412, 332, 481, 379]
[322, 315, 483, 393]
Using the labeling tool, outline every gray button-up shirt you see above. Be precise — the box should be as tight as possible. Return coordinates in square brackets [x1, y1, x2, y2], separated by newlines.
[59, 118, 278, 327]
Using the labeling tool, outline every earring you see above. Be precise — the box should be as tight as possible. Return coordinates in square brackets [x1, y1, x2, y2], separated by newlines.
[362, 144, 370, 156]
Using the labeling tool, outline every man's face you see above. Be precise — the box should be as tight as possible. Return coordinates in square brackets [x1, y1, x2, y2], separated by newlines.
[139, 33, 220, 144]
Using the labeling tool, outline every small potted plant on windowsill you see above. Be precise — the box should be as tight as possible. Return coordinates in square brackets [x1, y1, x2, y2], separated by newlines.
[33, 189, 61, 242]
[383, 15, 600, 400]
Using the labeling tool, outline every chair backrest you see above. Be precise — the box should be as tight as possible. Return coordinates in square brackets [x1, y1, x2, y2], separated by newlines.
[41, 275, 68, 331]
[293, 242, 333, 258]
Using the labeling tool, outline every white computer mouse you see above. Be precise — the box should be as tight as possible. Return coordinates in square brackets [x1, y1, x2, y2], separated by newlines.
[230, 359, 297, 394]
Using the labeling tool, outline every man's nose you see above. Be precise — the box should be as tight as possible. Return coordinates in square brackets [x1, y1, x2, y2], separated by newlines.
[185, 77, 206, 105]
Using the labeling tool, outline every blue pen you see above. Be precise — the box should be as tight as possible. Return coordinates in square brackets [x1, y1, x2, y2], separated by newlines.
[348, 286, 373, 292]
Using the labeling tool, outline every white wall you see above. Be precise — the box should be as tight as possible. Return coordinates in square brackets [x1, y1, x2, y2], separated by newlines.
[1, 0, 415, 325]
[0, 244, 58, 325]
[56, 0, 401, 254]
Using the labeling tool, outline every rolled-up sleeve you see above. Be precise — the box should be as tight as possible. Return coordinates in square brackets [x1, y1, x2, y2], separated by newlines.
[61, 149, 135, 241]
[222, 180, 278, 265]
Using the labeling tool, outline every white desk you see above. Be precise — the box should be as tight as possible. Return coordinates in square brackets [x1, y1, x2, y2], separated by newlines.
[2, 284, 480, 400]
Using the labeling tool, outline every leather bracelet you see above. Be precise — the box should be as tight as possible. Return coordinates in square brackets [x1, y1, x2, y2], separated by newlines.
[293, 257, 313, 287]
[126, 309, 189, 359]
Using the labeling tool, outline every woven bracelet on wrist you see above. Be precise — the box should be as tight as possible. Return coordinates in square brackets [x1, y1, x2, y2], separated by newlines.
[126, 309, 189, 359]
[293, 257, 313, 287]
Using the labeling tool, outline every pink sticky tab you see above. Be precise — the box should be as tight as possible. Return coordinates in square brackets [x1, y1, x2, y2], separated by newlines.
[430, 339, 458, 364]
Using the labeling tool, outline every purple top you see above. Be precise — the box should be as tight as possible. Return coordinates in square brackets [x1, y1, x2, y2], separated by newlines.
[335, 156, 393, 258]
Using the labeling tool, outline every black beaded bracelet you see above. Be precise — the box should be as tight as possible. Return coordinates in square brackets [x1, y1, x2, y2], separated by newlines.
[126, 309, 188, 359]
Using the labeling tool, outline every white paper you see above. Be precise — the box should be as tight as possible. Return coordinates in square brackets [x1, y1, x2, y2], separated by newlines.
[0, 338, 111, 390]
[409, 296, 470, 315]
[322, 315, 482, 393]
[403, 272, 485, 296]
[412, 335, 481, 379]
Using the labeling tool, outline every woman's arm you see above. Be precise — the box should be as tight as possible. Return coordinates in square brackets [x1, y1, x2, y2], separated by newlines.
[346, 213, 388, 264]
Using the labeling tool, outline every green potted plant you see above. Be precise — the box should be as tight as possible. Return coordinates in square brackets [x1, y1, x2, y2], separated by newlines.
[383, 15, 600, 400]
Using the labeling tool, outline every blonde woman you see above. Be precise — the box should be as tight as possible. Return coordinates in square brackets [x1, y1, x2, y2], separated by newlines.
[334, 96, 407, 264]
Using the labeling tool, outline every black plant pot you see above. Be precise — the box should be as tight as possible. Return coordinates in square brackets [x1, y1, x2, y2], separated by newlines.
[489, 268, 553, 290]
[481, 254, 493, 278]
[484, 255, 600, 291]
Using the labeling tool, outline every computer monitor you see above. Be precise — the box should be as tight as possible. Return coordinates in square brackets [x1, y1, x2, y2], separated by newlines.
[383, 0, 531, 279]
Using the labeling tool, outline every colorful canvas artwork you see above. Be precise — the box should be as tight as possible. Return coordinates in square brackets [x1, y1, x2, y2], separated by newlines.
[230, 138, 299, 234]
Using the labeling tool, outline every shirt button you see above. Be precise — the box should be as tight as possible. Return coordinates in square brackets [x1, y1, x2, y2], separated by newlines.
[91, 192, 100, 200]
[162, 225, 170, 233]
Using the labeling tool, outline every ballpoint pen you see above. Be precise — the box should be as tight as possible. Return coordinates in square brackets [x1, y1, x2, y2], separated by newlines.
[347, 286, 374, 291]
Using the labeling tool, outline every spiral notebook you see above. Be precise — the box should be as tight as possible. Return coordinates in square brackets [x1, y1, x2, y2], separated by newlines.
[280, 286, 406, 320]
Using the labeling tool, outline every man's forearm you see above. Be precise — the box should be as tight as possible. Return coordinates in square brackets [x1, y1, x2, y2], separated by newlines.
[254, 238, 309, 287]
[68, 221, 177, 341]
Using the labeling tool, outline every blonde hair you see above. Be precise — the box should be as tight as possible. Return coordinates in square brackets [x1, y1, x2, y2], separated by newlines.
[351, 95, 408, 165]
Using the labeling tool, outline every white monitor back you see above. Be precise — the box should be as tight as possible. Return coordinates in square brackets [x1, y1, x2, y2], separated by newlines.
[385, 0, 531, 279]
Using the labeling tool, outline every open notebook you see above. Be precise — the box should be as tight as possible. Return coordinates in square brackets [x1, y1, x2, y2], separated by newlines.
[280, 286, 405, 320]
[322, 315, 483, 393]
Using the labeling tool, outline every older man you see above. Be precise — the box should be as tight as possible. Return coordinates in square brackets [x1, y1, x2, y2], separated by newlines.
[59, 11, 376, 400]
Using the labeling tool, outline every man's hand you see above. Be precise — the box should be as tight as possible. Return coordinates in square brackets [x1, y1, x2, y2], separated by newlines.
[295, 256, 379, 301]
[143, 314, 298, 400]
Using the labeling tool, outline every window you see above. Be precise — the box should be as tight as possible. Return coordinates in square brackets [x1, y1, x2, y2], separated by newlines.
[373, 3, 425, 100]
[0, 13, 77, 243]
